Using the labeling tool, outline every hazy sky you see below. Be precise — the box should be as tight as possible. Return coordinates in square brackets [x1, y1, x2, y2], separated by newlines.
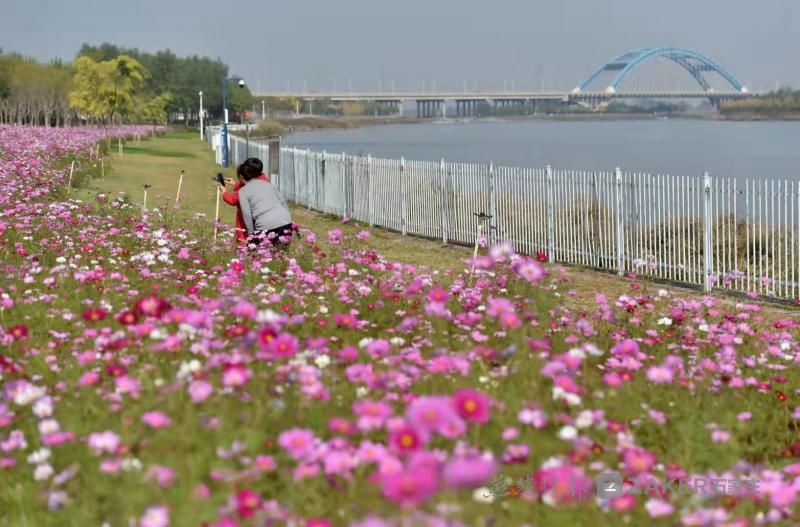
[3, 0, 798, 93]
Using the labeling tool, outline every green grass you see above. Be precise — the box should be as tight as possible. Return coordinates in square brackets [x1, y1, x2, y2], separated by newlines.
[120, 146, 196, 158]
[79, 131, 239, 226]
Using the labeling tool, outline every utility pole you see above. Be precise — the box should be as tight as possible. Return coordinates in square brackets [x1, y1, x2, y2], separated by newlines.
[198, 91, 204, 140]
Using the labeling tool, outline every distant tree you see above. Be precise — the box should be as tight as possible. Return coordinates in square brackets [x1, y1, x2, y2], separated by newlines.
[136, 92, 173, 130]
[0, 52, 74, 125]
[78, 43, 230, 123]
[70, 55, 149, 123]
[227, 80, 254, 121]
[721, 88, 800, 115]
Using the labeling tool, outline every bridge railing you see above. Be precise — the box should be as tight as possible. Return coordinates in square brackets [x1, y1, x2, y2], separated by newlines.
[218, 131, 800, 303]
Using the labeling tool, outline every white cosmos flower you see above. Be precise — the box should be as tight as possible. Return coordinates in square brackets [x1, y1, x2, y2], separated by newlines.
[314, 355, 331, 369]
[575, 410, 594, 429]
[473, 487, 495, 504]
[558, 425, 578, 440]
[27, 448, 51, 465]
[34, 464, 54, 481]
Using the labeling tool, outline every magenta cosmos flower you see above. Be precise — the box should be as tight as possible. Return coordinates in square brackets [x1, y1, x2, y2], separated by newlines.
[622, 448, 657, 475]
[352, 400, 393, 431]
[278, 428, 316, 460]
[451, 389, 491, 424]
[267, 333, 300, 359]
[388, 425, 426, 454]
[442, 455, 498, 489]
[381, 465, 440, 507]
[406, 396, 460, 435]
[141, 411, 171, 429]
[222, 364, 251, 387]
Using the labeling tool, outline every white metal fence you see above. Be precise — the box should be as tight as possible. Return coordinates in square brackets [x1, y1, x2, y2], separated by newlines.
[211, 129, 800, 302]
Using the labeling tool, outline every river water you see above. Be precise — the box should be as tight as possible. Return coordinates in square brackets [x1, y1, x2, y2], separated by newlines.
[283, 118, 800, 180]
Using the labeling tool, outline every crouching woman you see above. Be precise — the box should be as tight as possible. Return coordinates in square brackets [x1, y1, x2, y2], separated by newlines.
[238, 166, 293, 247]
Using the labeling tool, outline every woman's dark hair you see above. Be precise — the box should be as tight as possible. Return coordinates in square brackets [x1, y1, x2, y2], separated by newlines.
[240, 158, 264, 181]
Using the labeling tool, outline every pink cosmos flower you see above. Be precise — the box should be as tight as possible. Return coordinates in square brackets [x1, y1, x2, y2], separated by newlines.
[611, 494, 636, 512]
[42, 431, 76, 446]
[769, 484, 797, 508]
[381, 466, 440, 507]
[406, 396, 459, 434]
[711, 429, 730, 443]
[452, 388, 490, 423]
[365, 339, 391, 357]
[645, 365, 674, 383]
[222, 364, 251, 387]
[644, 498, 674, 518]
[426, 288, 449, 303]
[145, 465, 176, 488]
[141, 411, 171, 429]
[78, 371, 101, 387]
[188, 380, 213, 403]
[235, 489, 261, 518]
[442, 455, 498, 489]
[499, 312, 522, 329]
[352, 400, 393, 431]
[388, 425, 426, 453]
[87, 430, 120, 455]
[254, 455, 276, 472]
[518, 408, 548, 428]
[322, 450, 355, 475]
[278, 428, 316, 460]
[516, 259, 545, 283]
[327, 229, 343, 244]
[622, 448, 656, 475]
[100, 458, 123, 474]
[268, 333, 299, 359]
[115, 375, 141, 395]
[502, 427, 520, 440]
[612, 339, 640, 356]
[533, 464, 592, 504]
[140, 505, 169, 527]
[648, 409, 667, 425]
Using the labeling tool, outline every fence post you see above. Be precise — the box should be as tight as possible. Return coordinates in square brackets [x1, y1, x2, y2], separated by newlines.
[367, 155, 374, 226]
[341, 153, 348, 218]
[306, 149, 312, 210]
[440, 158, 449, 244]
[400, 157, 407, 235]
[321, 150, 327, 213]
[293, 148, 299, 203]
[488, 161, 497, 246]
[615, 167, 625, 276]
[546, 165, 555, 261]
[703, 172, 713, 292]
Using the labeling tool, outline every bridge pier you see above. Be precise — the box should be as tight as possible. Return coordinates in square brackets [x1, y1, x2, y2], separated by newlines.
[416, 100, 447, 118]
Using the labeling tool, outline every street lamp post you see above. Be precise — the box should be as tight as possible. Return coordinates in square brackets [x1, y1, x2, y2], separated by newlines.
[199, 91, 204, 141]
[221, 76, 245, 168]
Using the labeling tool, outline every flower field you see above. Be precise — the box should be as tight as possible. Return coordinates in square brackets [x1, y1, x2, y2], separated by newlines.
[0, 125, 799, 527]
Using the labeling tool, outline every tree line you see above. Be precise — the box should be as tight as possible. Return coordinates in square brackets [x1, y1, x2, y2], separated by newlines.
[721, 89, 800, 115]
[0, 43, 257, 126]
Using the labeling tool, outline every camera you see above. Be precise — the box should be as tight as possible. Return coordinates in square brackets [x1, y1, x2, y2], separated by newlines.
[212, 173, 225, 186]
[238, 79, 246, 88]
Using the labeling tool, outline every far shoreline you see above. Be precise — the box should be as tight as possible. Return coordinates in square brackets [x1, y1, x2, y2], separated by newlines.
[274, 111, 800, 134]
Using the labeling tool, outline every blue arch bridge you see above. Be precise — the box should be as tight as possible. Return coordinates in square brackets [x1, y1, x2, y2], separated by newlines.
[255, 47, 758, 118]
